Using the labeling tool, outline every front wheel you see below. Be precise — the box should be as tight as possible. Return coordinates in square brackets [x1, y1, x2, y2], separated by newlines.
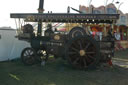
[21, 47, 36, 65]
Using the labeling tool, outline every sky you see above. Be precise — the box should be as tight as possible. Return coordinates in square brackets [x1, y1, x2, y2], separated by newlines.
[0, 0, 127, 28]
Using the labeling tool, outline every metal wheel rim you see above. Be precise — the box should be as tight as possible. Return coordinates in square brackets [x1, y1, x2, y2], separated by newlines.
[21, 48, 36, 65]
[67, 36, 100, 69]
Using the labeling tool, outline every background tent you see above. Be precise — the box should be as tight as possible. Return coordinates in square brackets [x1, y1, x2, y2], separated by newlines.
[0, 27, 30, 61]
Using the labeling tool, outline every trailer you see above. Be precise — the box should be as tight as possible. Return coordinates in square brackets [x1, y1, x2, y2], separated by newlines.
[0, 27, 30, 61]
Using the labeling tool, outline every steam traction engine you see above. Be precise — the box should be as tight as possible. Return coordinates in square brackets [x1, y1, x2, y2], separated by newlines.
[10, 0, 119, 70]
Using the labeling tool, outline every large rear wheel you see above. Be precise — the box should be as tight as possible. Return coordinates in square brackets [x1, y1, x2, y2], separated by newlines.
[66, 35, 100, 70]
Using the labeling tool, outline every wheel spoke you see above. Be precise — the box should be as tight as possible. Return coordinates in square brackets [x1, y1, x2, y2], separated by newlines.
[80, 56, 84, 67]
[85, 56, 92, 64]
[29, 50, 34, 55]
[28, 50, 31, 54]
[72, 42, 80, 49]
[88, 55, 96, 61]
[25, 51, 29, 56]
[86, 52, 95, 54]
[88, 47, 96, 51]
[70, 46, 79, 52]
[81, 39, 86, 47]
[84, 43, 90, 50]
[24, 56, 32, 63]
[72, 57, 80, 64]
[78, 41, 83, 49]
[30, 51, 34, 55]
[23, 52, 28, 56]
[69, 51, 78, 55]
[83, 58, 87, 67]
[26, 57, 34, 64]
[25, 50, 33, 56]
